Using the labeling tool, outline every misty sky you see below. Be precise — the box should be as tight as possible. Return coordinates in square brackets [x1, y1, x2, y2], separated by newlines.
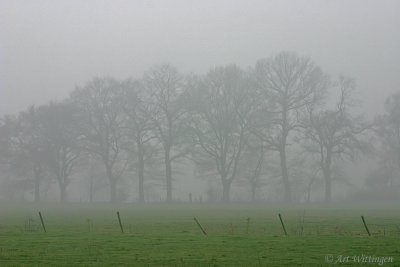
[1, 0, 399, 117]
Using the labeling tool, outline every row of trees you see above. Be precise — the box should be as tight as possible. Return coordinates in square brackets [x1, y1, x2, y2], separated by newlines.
[0, 52, 398, 202]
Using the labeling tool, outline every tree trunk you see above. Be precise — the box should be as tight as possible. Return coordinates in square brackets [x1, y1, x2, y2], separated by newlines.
[110, 179, 116, 202]
[279, 147, 291, 202]
[89, 174, 93, 203]
[137, 142, 145, 203]
[306, 177, 315, 203]
[306, 186, 311, 203]
[222, 179, 231, 202]
[106, 166, 116, 202]
[251, 182, 256, 202]
[33, 168, 41, 202]
[324, 167, 332, 202]
[323, 152, 332, 202]
[59, 182, 67, 203]
[165, 148, 172, 202]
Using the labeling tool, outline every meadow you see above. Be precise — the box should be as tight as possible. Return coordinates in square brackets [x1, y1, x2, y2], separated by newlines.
[0, 202, 399, 266]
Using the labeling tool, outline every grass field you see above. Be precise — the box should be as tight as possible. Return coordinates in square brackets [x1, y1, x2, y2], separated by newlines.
[0, 203, 399, 266]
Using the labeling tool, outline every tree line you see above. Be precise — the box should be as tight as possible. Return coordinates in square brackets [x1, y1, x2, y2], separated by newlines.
[0, 51, 399, 203]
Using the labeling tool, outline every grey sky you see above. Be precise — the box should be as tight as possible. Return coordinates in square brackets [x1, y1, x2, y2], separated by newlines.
[1, 0, 399, 116]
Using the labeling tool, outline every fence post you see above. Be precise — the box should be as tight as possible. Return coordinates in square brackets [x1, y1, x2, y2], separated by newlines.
[38, 211, 47, 233]
[117, 211, 124, 233]
[278, 213, 288, 236]
[361, 216, 371, 236]
[194, 217, 207, 235]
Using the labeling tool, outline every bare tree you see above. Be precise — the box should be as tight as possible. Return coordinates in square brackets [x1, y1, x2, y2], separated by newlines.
[143, 65, 189, 202]
[0, 116, 16, 169]
[241, 144, 265, 202]
[303, 77, 371, 202]
[121, 79, 156, 203]
[71, 77, 126, 202]
[379, 91, 400, 168]
[188, 65, 253, 202]
[253, 52, 328, 202]
[0, 116, 32, 200]
[372, 91, 400, 189]
[2, 107, 48, 202]
[37, 101, 81, 202]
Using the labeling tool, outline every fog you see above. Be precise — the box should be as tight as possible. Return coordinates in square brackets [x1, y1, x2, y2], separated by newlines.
[0, 0, 400, 203]
[2, 0, 400, 116]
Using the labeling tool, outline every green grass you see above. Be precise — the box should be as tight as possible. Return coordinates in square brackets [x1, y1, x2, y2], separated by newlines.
[0, 203, 399, 266]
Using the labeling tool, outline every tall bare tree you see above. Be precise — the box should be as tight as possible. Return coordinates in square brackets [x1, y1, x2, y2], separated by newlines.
[0, 115, 35, 200]
[121, 79, 155, 203]
[253, 52, 328, 202]
[143, 65, 189, 202]
[10, 107, 47, 201]
[71, 77, 126, 202]
[0, 116, 16, 170]
[37, 101, 81, 202]
[188, 65, 253, 202]
[372, 91, 400, 189]
[380, 91, 400, 168]
[303, 77, 371, 202]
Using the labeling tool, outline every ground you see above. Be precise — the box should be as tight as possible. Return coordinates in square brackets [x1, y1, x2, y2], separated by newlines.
[0, 202, 399, 266]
